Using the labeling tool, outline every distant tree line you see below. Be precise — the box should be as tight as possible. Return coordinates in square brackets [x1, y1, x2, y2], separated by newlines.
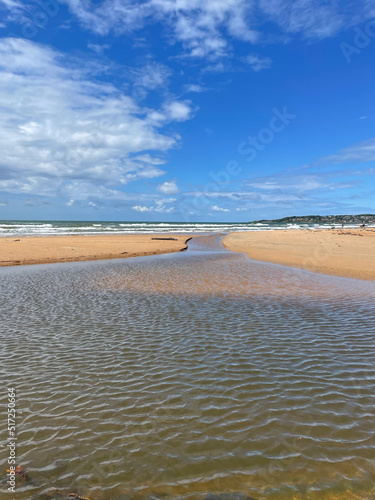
[253, 214, 375, 224]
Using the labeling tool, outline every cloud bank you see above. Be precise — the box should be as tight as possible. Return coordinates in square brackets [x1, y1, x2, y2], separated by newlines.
[0, 38, 194, 203]
[58, 0, 374, 60]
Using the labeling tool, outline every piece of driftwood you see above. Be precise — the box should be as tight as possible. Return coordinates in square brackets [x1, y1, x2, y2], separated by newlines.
[151, 237, 178, 240]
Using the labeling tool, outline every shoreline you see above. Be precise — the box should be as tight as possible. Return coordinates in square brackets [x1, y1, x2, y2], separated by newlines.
[223, 228, 375, 281]
[2, 229, 375, 281]
[0, 234, 193, 267]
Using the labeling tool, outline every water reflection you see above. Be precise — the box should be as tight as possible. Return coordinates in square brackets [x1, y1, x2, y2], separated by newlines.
[0, 235, 374, 499]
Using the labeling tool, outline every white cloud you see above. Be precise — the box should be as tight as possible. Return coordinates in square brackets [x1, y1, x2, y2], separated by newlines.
[244, 54, 272, 72]
[185, 84, 206, 93]
[0, 0, 23, 12]
[132, 199, 175, 213]
[146, 100, 196, 125]
[25, 198, 51, 207]
[133, 62, 172, 92]
[61, 0, 150, 36]
[190, 191, 261, 201]
[247, 174, 328, 191]
[321, 138, 375, 164]
[132, 154, 167, 165]
[132, 205, 153, 212]
[144, 0, 258, 59]
[61, 0, 258, 59]
[258, 0, 369, 39]
[0, 38, 196, 201]
[87, 43, 110, 55]
[157, 180, 179, 195]
[211, 205, 230, 212]
[155, 204, 174, 213]
[57, 0, 374, 63]
[163, 100, 195, 122]
[2, 1, 373, 64]
[0, 0, 22, 6]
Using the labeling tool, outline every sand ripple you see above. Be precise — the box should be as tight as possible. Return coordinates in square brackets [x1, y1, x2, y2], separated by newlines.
[0, 236, 375, 499]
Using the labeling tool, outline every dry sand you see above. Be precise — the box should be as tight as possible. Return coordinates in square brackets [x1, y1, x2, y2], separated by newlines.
[2, 229, 375, 280]
[223, 228, 375, 281]
[0, 234, 192, 267]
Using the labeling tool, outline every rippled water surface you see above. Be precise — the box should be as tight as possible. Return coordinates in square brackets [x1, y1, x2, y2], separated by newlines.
[1, 235, 375, 500]
[2, 219, 373, 236]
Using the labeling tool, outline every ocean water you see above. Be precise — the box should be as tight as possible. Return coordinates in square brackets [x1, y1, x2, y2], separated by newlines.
[0, 219, 371, 237]
[1, 236, 375, 500]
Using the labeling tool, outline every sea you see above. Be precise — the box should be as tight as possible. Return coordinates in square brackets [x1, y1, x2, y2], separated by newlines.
[0, 219, 372, 236]
[0, 234, 374, 500]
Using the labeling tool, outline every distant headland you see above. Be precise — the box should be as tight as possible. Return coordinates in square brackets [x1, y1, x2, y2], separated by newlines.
[252, 214, 375, 224]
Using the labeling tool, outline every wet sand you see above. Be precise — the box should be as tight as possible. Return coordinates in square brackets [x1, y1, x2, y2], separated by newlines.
[0, 234, 192, 267]
[223, 228, 375, 281]
[1, 234, 374, 500]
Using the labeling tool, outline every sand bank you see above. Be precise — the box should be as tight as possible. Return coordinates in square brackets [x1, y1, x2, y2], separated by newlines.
[0, 234, 192, 267]
[223, 228, 375, 281]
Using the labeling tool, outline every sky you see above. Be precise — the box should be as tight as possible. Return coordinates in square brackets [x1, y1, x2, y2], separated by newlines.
[0, 0, 375, 222]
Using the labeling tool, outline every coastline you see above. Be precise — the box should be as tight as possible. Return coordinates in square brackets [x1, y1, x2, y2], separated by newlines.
[0, 234, 193, 267]
[2, 228, 375, 280]
[223, 228, 375, 281]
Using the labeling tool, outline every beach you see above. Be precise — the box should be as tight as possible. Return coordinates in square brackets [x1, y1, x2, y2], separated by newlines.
[2, 227, 375, 281]
[0, 234, 192, 267]
[1, 234, 375, 500]
[223, 227, 375, 281]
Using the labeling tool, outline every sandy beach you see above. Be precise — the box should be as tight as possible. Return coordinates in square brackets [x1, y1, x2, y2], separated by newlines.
[223, 228, 375, 281]
[0, 234, 192, 267]
[1, 229, 375, 280]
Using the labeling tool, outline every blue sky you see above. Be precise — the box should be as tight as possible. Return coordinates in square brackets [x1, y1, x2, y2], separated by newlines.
[0, 0, 374, 222]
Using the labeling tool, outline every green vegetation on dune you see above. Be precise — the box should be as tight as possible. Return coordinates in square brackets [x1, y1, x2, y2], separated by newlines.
[252, 214, 375, 224]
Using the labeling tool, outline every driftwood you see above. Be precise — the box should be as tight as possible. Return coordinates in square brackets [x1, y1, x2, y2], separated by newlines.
[151, 237, 178, 241]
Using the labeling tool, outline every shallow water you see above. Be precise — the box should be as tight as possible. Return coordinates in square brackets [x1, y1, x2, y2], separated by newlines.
[1, 219, 372, 237]
[1, 235, 375, 500]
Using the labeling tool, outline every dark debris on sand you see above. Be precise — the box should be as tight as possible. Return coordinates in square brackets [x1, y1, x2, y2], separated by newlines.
[39, 492, 90, 500]
[204, 495, 257, 500]
[151, 237, 178, 240]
